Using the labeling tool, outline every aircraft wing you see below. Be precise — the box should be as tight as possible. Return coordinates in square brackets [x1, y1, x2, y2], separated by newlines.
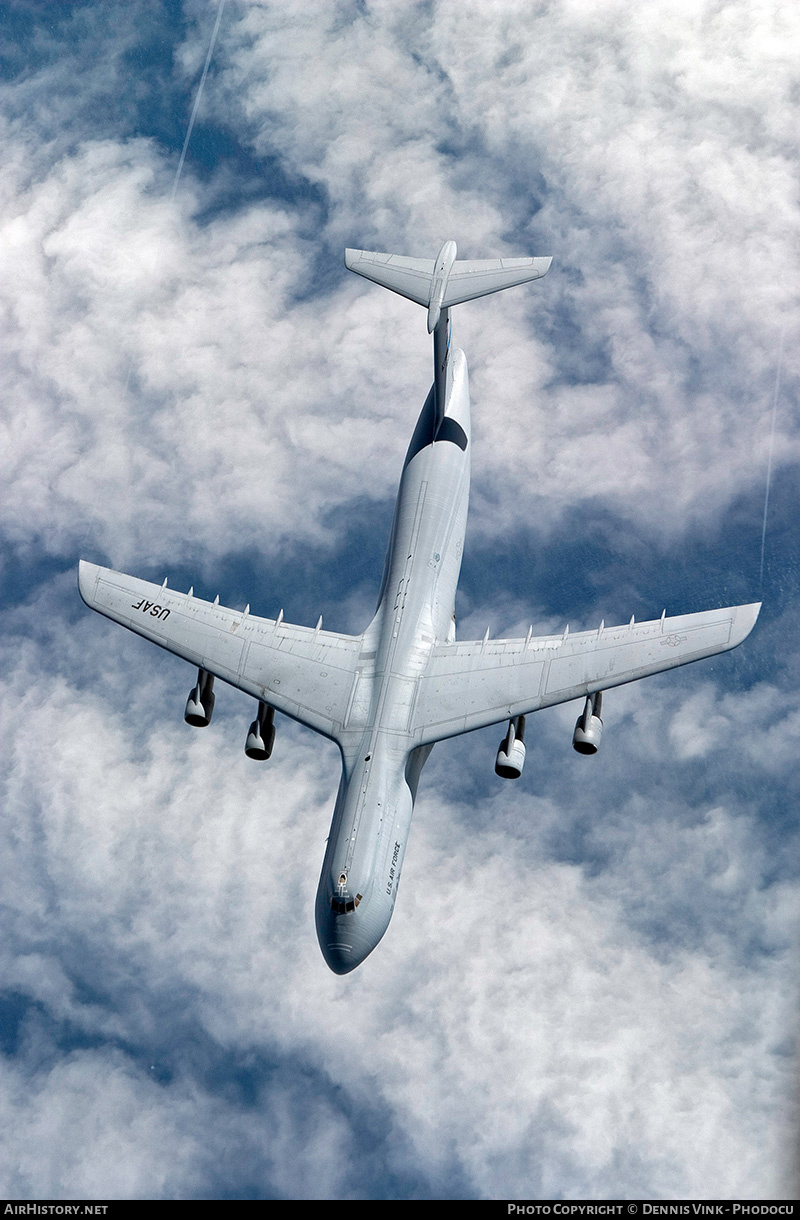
[410, 603, 761, 747]
[78, 561, 361, 742]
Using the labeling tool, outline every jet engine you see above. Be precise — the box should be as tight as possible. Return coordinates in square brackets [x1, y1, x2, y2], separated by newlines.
[573, 692, 603, 754]
[184, 669, 215, 727]
[495, 715, 526, 779]
[245, 701, 276, 761]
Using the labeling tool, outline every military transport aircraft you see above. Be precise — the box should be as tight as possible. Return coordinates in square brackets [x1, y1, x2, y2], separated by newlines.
[79, 242, 760, 973]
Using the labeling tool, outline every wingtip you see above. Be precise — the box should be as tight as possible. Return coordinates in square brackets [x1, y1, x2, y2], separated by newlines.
[732, 600, 761, 645]
[77, 559, 100, 608]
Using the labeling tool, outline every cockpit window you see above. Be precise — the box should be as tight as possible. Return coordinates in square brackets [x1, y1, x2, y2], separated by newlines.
[331, 893, 363, 914]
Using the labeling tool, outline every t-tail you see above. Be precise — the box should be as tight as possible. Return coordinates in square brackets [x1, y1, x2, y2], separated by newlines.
[345, 240, 552, 421]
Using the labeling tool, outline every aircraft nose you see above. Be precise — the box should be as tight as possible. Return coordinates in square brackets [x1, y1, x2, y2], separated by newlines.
[319, 912, 376, 975]
[315, 895, 387, 974]
[321, 935, 363, 975]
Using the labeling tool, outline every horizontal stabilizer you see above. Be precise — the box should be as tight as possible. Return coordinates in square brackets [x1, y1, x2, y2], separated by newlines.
[345, 250, 435, 307]
[442, 257, 553, 307]
[345, 243, 551, 329]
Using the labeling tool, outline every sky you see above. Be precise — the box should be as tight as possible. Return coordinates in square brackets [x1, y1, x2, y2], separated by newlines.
[1, 0, 800, 1201]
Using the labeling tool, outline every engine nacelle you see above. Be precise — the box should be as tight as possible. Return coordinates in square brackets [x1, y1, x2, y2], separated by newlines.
[573, 692, 603, 754]
[245, 701, 276, 761]
[184, 669, 215, 727]
[495, 715, 526, 779]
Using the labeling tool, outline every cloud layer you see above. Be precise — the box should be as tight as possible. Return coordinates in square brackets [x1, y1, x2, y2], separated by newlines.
[2, 0, 799, 1200]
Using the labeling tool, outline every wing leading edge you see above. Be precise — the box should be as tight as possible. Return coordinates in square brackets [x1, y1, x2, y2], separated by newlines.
[78, 561, 361, 742]
[410, 603, 761, 746]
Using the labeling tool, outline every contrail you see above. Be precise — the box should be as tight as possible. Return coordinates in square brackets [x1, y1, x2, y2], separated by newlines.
[169, 0, 227, 204]
[758, 327, 784, 591]
[121, 3, 226, 402]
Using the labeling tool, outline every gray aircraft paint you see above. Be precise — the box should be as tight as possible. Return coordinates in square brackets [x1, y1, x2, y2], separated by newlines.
[79, 242, 760, 974]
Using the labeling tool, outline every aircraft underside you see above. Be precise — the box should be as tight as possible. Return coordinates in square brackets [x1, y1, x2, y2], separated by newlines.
[78, 241, 760, 973]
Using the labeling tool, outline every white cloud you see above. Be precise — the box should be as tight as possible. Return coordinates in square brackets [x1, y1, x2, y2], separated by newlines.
[0, 1053, 200, 1199]
[216, 0, 800, 537]
[0, 133, 439, 566]
[4, 0, 799, 567]
[2, 617, 798, 1196]
[2, 0, 799, 1201]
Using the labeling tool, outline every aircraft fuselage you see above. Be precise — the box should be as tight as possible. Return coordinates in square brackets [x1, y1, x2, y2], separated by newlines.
[315, 342, 471, 973]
